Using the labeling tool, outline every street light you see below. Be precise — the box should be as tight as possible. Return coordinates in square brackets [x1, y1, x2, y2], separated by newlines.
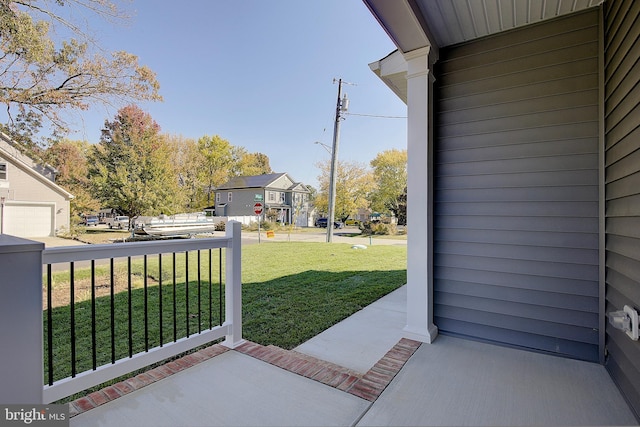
[314, 141, 332, 155]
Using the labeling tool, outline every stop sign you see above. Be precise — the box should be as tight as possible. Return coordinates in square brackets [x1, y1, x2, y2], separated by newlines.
[253, 202, 263, 215]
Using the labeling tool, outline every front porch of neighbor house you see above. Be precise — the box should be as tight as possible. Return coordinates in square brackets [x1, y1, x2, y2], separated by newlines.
[68, 286, 636, 426]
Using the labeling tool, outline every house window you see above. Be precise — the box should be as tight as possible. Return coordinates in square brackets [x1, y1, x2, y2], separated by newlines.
[280, 192, 285, 203]
[268, 191, 276, 202]
[228, 192, 233, 203]
[0, 162, 6, 181]
[215, 192, 220, 203]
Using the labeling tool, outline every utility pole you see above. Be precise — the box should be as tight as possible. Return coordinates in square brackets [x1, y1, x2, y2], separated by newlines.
[327, 78, 349, 243]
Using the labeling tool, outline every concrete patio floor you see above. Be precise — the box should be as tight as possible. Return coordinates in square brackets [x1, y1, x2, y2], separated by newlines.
[70, 286, 638, 427]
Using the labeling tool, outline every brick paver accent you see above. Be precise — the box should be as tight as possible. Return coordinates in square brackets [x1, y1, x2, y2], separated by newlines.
[235, 337, 422, 402]
[68, 338, 422, 417]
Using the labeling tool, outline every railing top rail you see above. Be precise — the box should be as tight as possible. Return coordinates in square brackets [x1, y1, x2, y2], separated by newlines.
[42, 236, 232, 264]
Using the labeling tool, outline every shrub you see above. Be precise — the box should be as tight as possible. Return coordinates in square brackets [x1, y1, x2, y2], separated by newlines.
[56, 223, 85, 239]
[373, 222, 397, 235]
[214, 221, 226, 231]
[359, 221, 399, 236]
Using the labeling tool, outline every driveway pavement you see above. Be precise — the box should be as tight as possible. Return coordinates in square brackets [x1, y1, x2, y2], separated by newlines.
[29, 236, 87, 247]
[31, 229, 406, 248]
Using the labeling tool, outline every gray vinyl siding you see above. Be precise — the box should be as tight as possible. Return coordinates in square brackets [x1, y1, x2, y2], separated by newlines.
[433, 10, 601, 362]
[604, 0, 640, 417]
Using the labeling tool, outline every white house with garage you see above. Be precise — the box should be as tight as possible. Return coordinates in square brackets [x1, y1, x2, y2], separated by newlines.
[0, 133, 73, 237]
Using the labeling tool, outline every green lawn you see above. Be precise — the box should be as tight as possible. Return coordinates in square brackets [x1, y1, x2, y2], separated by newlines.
[44, 241, 406, 399]
[241, 242, 406, 348]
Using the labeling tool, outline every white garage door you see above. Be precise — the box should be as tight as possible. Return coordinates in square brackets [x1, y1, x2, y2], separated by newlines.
[3, 203, 54, 237]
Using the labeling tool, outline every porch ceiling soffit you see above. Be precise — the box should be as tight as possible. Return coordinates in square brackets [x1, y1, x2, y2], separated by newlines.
[364, 0, 604, 103]
[365, 0, 604, 52]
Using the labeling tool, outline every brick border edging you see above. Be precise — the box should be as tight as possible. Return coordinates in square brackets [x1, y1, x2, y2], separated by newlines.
[68, 337, 422, 417]
[235, 338, 422, 402]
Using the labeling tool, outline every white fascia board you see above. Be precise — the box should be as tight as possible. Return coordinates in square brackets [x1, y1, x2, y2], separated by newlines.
[369, 50, 408, 104]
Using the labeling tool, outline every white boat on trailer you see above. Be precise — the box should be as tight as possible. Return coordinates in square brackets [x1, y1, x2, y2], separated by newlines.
[133, 212, 216, 236]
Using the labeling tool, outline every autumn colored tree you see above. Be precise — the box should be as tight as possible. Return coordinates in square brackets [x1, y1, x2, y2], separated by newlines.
[231, 147, 273, 177]
[89, 105, 182, 217]
[0, 0, 161, 151]
[315, 160, 374, 221]
[369, 149, 407, 221]
[44, 138, 100, 219]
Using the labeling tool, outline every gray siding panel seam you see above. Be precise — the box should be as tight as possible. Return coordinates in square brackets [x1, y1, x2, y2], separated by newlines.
[438, 104, 599, 127]
[435, 306, 599, 343]
[440, 66, 599, 95]
[603, 3, 640, 84]
[604, 128, 640, 161]
[435, 266, 598, 296]
[439, 43, 599, 84]
[439, 119, 600, 139]
[438, 90, 599, 116]
[435, 256, 598, 282]
[441, 70, 599, 98]
[603, 0, 631, 53]
[437, 138, 599, 154]
[439, 23, 600, 67]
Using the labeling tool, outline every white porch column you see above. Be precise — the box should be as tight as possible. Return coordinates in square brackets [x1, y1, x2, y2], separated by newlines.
[223, 221, 245, 348]
[403, 46, 438, 343]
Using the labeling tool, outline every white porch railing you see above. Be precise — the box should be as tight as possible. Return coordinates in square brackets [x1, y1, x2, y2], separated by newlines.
[0, 221, 243, 405]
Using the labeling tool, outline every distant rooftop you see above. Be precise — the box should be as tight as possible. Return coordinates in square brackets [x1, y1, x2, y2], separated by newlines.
[216, 173, 309, 191]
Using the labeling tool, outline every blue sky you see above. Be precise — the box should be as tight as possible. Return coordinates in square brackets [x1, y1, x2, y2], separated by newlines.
[68, 0, 407, 188]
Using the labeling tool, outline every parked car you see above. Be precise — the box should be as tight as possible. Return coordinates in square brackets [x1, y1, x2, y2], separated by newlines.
[106, 215, 130, 229]
[83, 215, 99, 226]
[344, 218, 361, 226]
[315, 218, 344, 229]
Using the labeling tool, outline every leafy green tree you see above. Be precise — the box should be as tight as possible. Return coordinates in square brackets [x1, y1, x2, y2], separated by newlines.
[0, 0, 161, 150]
[198, 135, 233, 205]
[167, 135, 274, 210]
[44, 138, 100, 219]
[369, 149, 407, 220]
[316, 160, 374, 221]
[166, 134, 205, 210]
[396, 186, 407, 226]
[306, 184, 317, 202]
[89, 105, 182, 217]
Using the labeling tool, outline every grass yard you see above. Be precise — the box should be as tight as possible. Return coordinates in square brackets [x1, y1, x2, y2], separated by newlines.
[241, 242, 406, 348]
[44, 241, 406, 400]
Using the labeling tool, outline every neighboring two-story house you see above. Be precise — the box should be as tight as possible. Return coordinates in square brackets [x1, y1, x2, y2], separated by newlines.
[215, 173, 311, 227]
[0, 133, 73, 237]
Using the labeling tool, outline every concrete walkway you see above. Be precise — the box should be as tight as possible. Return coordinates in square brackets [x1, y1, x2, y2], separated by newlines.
[69, 287, 410, 427]
[69, 284, 638, 426]
[295, 286, 407, 373]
